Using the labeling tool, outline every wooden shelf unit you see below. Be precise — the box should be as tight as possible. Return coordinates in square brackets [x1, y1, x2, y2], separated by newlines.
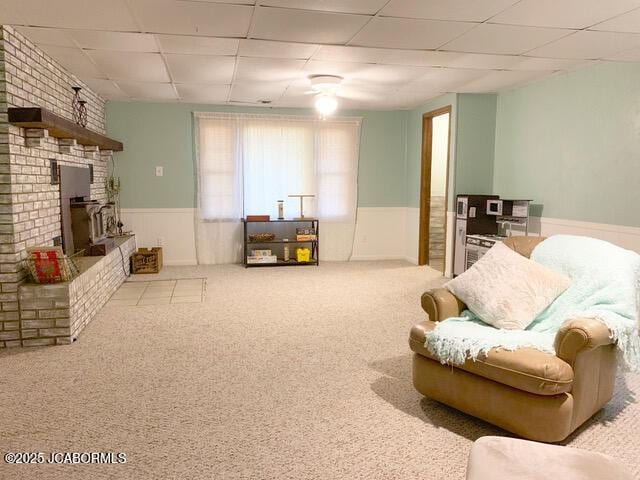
[8, 107, 124, 152]
[243, 218, 319, 268]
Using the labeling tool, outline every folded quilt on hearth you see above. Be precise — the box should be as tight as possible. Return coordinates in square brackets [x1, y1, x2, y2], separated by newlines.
[425, 235, 640, 371]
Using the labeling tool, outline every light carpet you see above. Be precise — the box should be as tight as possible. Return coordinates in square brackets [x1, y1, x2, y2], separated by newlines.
[0, 261, 638, 479]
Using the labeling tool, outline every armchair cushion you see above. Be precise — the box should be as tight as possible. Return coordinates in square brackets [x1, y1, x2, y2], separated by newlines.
[444, 242, 571, 330]
[410, 320, 574, 396]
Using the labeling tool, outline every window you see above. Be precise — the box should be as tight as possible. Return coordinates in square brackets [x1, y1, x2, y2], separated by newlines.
[195, 113, 361, 222]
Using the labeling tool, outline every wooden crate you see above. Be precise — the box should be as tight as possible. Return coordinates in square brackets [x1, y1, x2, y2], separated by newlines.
[131, 247, 163, 274]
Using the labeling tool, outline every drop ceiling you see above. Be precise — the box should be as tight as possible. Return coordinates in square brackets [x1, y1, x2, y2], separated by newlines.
[3, 0, 640, 110]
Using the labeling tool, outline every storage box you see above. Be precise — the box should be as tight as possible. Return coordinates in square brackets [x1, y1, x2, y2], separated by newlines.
[246, 215, 270, 222]
[295, 247, 311, 263]
[131, 247, 163, 274]
[247, 255, 278, 264]
[251, 249, 272, 257]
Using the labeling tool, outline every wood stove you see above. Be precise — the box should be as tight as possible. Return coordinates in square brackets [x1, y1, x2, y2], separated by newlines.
[59, 165, 115, 255]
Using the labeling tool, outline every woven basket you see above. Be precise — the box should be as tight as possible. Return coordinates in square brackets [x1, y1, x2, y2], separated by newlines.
[248, 233, 275, 242]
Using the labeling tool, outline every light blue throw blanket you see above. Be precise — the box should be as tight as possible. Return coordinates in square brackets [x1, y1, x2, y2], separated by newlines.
[425, 235, 640, 371]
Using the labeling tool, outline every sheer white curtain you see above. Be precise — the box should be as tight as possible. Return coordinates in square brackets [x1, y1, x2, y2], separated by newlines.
[194, 112, 362, 263]
[194, 115, 244, 264]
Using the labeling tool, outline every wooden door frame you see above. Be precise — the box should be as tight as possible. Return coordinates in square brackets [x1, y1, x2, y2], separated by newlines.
[418, 105, 452, 266]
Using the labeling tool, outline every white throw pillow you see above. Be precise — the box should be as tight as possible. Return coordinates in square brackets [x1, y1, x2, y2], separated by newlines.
[445, 241, 571, 330]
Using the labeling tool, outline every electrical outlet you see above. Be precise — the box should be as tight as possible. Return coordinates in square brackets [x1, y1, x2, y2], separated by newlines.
[155, 166, 164, 177]
[157, 237, 164, 247]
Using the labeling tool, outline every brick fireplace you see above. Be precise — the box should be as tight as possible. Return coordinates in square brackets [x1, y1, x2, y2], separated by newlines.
[0, 25, 133, 347]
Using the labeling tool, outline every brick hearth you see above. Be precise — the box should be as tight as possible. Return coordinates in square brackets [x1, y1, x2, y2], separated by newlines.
[0, 25, 130, 347]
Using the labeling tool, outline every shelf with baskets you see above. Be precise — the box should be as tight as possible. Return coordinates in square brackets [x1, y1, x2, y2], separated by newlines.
[243, 218, 319, 268]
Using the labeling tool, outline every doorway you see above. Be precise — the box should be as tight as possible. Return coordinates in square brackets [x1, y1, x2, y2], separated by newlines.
[418, 106, 451, 272]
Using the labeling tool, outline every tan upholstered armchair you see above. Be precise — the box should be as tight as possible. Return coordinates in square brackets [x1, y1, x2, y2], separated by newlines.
[409, 236, 618, 442]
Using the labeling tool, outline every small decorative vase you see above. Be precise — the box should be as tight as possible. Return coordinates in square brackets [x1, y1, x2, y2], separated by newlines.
[277, 200, 284, 220]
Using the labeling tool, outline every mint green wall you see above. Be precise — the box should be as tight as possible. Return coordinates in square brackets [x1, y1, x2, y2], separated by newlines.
[405, 93, 497, 210]
[494, 62, 640, 227]
[406, 93, 457, 209]
[455, 94, 496, 196]
[106, 103, 408, 209]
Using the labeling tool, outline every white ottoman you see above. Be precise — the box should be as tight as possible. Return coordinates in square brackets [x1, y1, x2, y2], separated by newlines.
[467, 436, 633, 480]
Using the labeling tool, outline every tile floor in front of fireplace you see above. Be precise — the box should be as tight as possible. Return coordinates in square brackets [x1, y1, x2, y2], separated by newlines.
[106, 278, 206, 306]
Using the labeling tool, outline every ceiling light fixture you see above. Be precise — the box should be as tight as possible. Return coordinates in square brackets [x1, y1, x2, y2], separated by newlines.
[309, 75, 342, 117]
[314, 94, 338, 116]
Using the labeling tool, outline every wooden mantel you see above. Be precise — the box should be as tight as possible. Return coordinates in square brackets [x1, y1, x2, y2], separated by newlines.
[8, 107, 123, 152]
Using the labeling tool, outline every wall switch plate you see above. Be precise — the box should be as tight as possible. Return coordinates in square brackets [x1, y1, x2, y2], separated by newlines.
[157, 237, 164, 246]
[155, 166, 163, 176]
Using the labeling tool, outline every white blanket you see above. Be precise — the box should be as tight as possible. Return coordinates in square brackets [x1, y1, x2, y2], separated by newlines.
[425, 235, 640, 371]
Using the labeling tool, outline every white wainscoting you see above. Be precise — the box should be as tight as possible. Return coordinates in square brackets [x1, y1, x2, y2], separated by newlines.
[120, 208, 197, 265]
[404, 207, 419, 265]
[120, 208, 640, 267]
[351, 207, 407, 260]
[533, 217, 640, 253]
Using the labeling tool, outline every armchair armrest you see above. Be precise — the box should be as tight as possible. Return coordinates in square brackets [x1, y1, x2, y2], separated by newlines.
[421, 288, 466, 322]
[553, 318, 614, 366]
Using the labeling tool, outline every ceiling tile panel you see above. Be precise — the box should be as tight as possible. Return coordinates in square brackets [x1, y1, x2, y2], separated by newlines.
[260, 0, 388, 15]
[411, 68, 488, 91]
[441, 24, 573, 55]
[116, 81, 178, 100]
[69, 30, 159, 53]
[40, 45, 105, 79]
[11, 0, 138, 31]
[156, 35, 239, 56]
[303, 60, 371, 80]
[382, 87, 443, 108]
[312, 45, 461, 66]
[14, 26, 75, 47]
[251, 7, 369, 44]
[454, 70, 549, 93]
[82, 78, 126, 99]
[230, 82, 289, 103]
[350, 17, 477, 50]
[176, 84, 231, 103]
[490, 0, 640, 29]
[165, 54, 236, 83]
[590, 7, 640, 33]
[605, 47, 640, 61]
[239, 39, 318, 59]
[527, 31, 640, 59]
[381, 0, 519, 22]
[512, 57, 593, 71]
[0, 0, 26, 24]
[234, 57, 306, 82]
[446, 53, 522, 69]
[87, 51, 170, 82]
[129, 0, 253, 36]
[347, 64, 434, 85]
[279, 84, 384, 108]
[192, 0, 255, 3]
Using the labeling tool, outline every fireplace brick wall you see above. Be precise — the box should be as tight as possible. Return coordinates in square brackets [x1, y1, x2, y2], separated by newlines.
[0, 25, 114, 347]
